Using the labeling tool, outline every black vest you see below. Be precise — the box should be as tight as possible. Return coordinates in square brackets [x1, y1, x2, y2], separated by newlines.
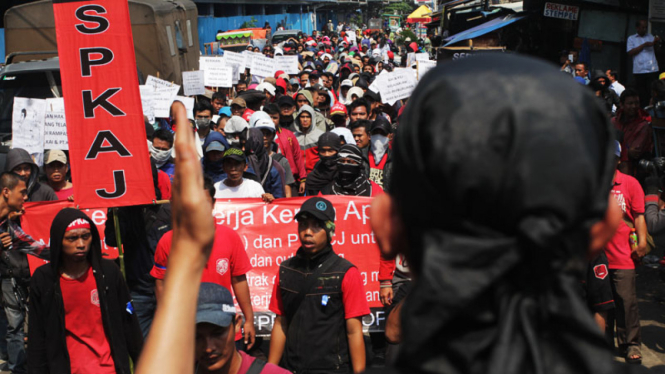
[279, 247, 354, 374]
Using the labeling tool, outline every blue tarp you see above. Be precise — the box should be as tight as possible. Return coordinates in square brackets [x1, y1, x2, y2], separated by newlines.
[0, 29, 4, 63]
[198, 13, 315, 53]
[444, 15, 524, 47]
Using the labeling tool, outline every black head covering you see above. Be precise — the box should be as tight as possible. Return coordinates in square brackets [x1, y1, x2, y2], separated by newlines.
[305, 133, 342, 195]
[392, 54, 619, 374]
[331, 144, 371, 196]
[245, 128, 271, 184]
[49, 208, 102, 277]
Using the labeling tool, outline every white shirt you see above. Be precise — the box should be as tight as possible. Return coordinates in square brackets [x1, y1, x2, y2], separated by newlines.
[627, 33, 659, 74]
[214, 178, 265, 199]
[610, 81, 626, 97]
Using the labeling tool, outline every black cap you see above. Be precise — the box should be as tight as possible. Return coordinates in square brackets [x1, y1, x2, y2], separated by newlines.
[364, 90, 381, 103]
[277, 95, 296, 108]
[370, 116, 392, 135]
[295, 197, 335, 223]
[223, 147, 246, 162]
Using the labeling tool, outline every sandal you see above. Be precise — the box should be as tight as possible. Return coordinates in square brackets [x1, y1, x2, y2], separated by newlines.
[625, 345, 642, 365]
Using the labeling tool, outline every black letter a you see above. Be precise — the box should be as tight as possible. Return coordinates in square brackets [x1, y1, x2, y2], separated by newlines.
[96, 170, 127, 199]
[86, 131, 132, 159]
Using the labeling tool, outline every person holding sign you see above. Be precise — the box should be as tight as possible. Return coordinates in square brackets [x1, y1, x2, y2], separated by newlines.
[268, 197, 369, 374]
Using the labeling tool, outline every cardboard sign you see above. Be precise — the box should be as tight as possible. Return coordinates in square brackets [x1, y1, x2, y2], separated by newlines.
[182, 71, 205, 96]
[274, 55, 299, 75]
[200, 57, 233, 87]
[250, 54, 275, 78]
[44, 98, 68, 150]
[12, 97, 46, 156]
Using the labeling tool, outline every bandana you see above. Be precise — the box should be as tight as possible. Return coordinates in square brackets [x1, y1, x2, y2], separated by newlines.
[66, 218, 91, 232]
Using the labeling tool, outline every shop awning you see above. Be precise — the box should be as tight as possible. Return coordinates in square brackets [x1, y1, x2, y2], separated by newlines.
[443, 14, 525, 46]
[407, 5, 433, 23]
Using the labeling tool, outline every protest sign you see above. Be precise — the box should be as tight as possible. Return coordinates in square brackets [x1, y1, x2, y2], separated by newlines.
[174, 96, 195, 120]
[417, 60, 437, 80]
[274, 55, 299, 75]
[242, 50, 257, 71]
[139, 85, 156, 123]
[44, 98, 68, 150]
[53, 0, 155, 208]
[224, 50, 247, 70]
[250, 54, 275, 78]
[23, 196, 385, 334]
[152, 85, 180, 118]
[374, 69, 417, 105]
[406, 52, 417, 67]
[146, 75, 178, 91]
[182, 71, 205, 96]
[12, 97, 46, 156]
[415, 52, 430, 62]
[200, 57, 233, 87]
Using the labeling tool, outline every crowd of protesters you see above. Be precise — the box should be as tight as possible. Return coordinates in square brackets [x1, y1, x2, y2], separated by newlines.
[0, 16, 664, 374]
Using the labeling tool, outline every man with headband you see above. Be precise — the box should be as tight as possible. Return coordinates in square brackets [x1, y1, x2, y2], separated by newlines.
[369, 54, 632, 373]
[268, 197, 369, 373]
[28, 209, 142, 373]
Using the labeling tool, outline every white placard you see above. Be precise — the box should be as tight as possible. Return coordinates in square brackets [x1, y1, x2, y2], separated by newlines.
[224, 50, 247, 70]
[415, 52, 430, 62]
[153, 85, 181, 119]
[417, 60, 437, 80]
[347, 32, 357, 45]
[200, 57, 233, 87]
[44, 98, 68, 150]
[182, 71, 205, 96]
[242, 51, 256, 71]
[274, 55, 299, 75]
[374, 70, 417, 105]
[174, 96, 195, 120]
[250, 54, 275, 78]
[139, 85, 156, 123]
[12, 97, 46, 156]
[146, 75, 179, 91]
[406, 52, 416, 67]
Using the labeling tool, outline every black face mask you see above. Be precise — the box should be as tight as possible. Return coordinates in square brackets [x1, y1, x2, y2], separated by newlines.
[321, 154, 338, 168]
[338, 163, 361, 183]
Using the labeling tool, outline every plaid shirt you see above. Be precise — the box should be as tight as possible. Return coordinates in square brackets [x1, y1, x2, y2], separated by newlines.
[0, 218, 49, 260]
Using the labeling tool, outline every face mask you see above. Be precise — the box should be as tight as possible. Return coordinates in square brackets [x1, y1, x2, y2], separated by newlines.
[195, 118, 211, 129]
[320, 154, 338, 168]
[371, 134, 389, 161]
[337, 163, 361, 183]
[149, 141, 172, 168]
[226, 135, 239, 145]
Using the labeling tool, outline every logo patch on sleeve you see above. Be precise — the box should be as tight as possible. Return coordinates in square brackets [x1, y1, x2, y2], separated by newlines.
[593, 264, 608, 280]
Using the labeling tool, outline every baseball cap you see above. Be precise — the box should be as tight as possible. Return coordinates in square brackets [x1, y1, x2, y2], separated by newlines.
[295, 197, 335, 223]
[257, 82, 276, 96]
[370, 116, 392, 135]
[340, 79, 353, 88]
[45, 150, 67, 165]
[330, 102, 347, 117]
[223, 147, 246, 162]
[205, 140, 227, 153]
[615, 140, 621, 158]
[225, 116, 249, 134]
[278, 95, 296, 108]
[255, 118, 276, 132]
[249, 111, 271, 128]
[218, 107, 232, 117]
[231, 97, 247, 108]
[196, 283, 236, 327]
[289, 78, 301, 86]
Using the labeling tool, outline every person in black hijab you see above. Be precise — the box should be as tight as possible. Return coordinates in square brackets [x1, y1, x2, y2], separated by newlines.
[321, 144, 378, 196]
[245, 128, 285, 198]
[368, 54, 635, 374]
[305, 132, 342, 196]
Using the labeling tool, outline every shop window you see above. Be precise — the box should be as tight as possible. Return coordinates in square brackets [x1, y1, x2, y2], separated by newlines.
[578, 10, 626, 43]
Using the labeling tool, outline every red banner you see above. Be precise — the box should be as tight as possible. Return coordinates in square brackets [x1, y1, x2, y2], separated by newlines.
[53, 0, 155, 208]
[22, 197, 385, 332]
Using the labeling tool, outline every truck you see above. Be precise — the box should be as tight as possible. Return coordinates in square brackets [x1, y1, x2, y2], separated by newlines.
[0, 0, 200, 143]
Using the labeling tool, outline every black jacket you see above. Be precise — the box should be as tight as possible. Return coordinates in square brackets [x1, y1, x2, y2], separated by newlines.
[5, 148, 57, 202]
[28, 208, 143, 374]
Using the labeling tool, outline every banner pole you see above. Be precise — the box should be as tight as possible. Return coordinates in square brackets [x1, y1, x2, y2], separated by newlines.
[113, 208, 126, 278]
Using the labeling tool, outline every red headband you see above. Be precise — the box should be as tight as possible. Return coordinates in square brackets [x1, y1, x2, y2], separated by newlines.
[66, 218, 91, 232]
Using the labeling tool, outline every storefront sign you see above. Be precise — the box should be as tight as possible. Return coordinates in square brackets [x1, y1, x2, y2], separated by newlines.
[543, 2, 579, 21]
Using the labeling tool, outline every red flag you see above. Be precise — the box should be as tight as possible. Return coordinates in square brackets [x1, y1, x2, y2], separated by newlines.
[53, 0, 155, 208]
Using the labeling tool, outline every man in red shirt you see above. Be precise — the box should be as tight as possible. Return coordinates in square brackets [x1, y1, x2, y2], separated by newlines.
[612, 89, 653, 176]
[194, 283, 290, 374]
[268, 197, 369, 373]
[28, 208, 142, 374]
[150, 178, 256, 349]
[605, 141, 647, 364]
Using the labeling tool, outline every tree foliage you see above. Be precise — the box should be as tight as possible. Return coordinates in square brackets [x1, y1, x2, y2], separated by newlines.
[383, 1, 416, 16]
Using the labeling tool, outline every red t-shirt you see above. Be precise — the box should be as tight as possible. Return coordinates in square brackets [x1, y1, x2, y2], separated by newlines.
[269, 265, 370, 319]
[54, 186, 74, 201]
[157, 170, 172, 200]
[605, 171, 645, 269]
[151, 224, 252, 341]
[60, 266, 115, 374]
[237, 351, 291, 374]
